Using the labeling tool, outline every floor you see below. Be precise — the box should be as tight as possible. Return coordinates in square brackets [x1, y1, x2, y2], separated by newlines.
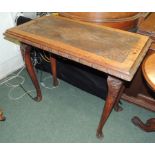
[0, 69, 155, 143]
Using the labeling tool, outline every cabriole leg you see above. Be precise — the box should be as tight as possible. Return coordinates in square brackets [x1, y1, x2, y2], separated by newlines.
[22, 44, 42, 101]
[96, 76, 124, 139]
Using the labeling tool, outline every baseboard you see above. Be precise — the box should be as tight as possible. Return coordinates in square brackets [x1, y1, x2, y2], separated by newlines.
[0, 54, 24, 80]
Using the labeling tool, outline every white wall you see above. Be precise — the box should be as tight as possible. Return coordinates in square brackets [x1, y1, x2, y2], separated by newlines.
[0, 12, 24, 80]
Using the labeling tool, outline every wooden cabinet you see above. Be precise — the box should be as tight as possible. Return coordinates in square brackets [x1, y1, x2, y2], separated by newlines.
[59, 12, 141, 30]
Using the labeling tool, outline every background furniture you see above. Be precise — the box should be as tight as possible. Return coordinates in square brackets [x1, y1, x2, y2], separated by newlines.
[132, 53, 155, 132]
[130, 13, 155, 132]
[59, 12, 141, 30]
[120, 13, 155, 112]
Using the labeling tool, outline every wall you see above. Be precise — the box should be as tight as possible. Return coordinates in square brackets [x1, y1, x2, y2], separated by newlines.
[0, 12, 24, 80]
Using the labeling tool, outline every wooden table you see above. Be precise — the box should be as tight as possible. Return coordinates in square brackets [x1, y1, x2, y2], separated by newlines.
[4, 15, 151, 138]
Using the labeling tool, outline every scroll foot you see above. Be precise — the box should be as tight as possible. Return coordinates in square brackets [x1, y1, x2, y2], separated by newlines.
[131, 116, 155, 132]
[33, 96, 42, 102]
[114, 104, 123, 112]
[96, 130, 104, 140]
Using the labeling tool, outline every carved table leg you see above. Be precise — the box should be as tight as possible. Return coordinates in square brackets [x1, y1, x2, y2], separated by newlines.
[114, 85, 125, 112]
[23, 44, 42, 101]
[131, 116, 155, 132]
[96, 76, 124, 139]
[0, 111, 6, 121]
[50, 54, 59, 86]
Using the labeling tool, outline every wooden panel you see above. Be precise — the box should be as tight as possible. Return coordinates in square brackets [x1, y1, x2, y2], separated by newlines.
[138, 13, 155, 37]
[142, 53, 155, 91]
[59, 12, 139, 21]
[59, 12, 140, 30]
[4, 15, 151, 81]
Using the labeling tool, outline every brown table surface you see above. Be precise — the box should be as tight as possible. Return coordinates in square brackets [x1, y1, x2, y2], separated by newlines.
[4, 15, 151, 81]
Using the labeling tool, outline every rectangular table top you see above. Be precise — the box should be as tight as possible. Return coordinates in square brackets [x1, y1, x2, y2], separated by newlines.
[4, 15, 151, 81]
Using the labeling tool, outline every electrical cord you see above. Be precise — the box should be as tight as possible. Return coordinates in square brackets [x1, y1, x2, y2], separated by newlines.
[0, 44, 61, 101]
[0, 66, 35, 101]
[0, 14, 60, 101]
[0, 66, 25, 86]
[0, 55, 60, 101]
[1, 67, 60, 101]
[40, 75, 60, 90]
[0, 46, 38, 101]
[39, 52, 50, 62]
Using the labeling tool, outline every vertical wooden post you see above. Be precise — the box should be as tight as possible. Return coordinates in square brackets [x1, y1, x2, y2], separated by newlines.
[50, 54, 58, 86]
